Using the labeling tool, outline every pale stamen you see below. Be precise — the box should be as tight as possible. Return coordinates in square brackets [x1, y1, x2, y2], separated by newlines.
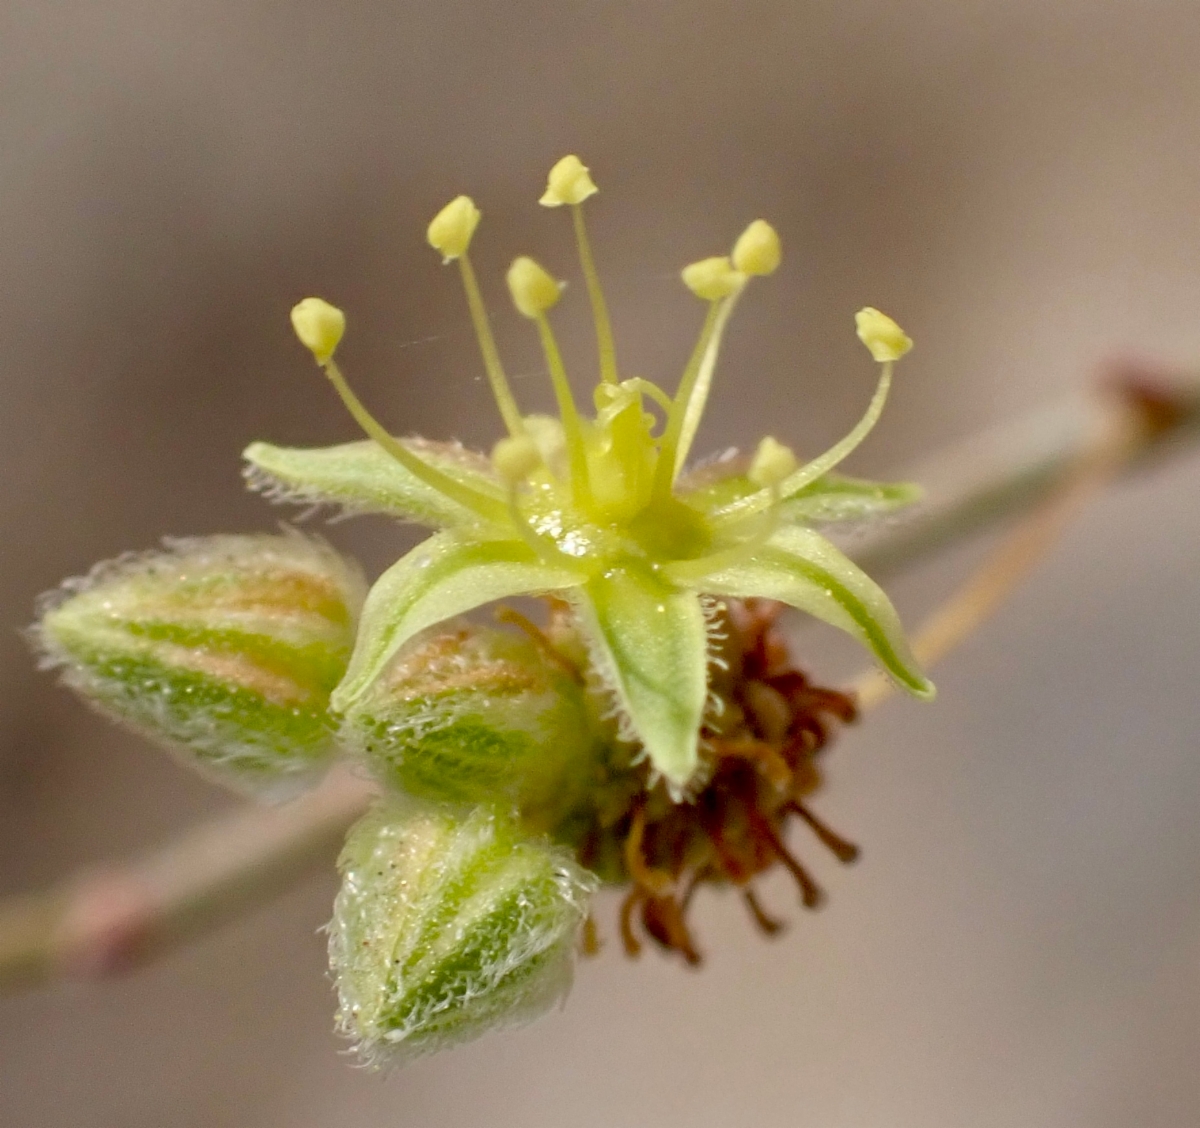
[708, 362, 895, 526]
[321, 359, 507, 523]
[571, 203, 619, 385]
[458, 253, 526, 438]
[533, 313, 595, 510]
[653, 288, 743, 501]
[779, 360, 894, 494]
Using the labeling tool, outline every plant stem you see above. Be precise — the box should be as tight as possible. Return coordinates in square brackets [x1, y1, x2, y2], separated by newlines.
[853, 390, 1147, 710]
[0, 768, 374, 992]
[0, 371, 1196, 994]
[850, 369, 1200, 579]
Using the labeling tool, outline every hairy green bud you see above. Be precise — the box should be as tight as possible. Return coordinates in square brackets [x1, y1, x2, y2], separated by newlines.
[340, 623, 598, 827]
[330, 800, 596, 1064]
[34, 532, 365, 797]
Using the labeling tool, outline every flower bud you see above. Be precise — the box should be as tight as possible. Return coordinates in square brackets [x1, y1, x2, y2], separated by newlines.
[681, 255, 743, 301]
[731, 219, 782, 276]
[290, 298, 345, 364]
[538, 154, 598, 207]
[340, 623, 597, 827]
[34, 533, 365, 797]
[855, 307, 913, 362]
[329, 800, 596, 1064]
[506, 256, 563, 318]
[426, 195, 481, 262]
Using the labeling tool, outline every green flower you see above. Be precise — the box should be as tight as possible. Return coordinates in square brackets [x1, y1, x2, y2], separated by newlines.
[339, 621, 598, 829]
[34, 532, 365, 796]
[245, 155, 932, 794]
[329, 799, 595, 1064]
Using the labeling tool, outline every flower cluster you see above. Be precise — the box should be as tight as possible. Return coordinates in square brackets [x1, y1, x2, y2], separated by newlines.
[34, 154, 931, 1063]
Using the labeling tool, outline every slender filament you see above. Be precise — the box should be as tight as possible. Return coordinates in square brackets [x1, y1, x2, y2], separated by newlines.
[322, 360, 507, 522]
[708, 361, 896, 526]
[572, 203, 618, 385]
[651, 297, 726, 502]
[779, 361, 894, 495]
[458, 253, 525, 438]
[671, 288, 745, 480]
[535, 314, 594, 509]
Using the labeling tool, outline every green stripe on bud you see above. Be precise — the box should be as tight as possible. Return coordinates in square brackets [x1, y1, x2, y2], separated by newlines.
[330, 800, 596, 1064]
[340, 623, 597, 828]
[34, 532, 365, 797]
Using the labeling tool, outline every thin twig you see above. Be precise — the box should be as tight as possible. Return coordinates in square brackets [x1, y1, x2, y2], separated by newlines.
[853, 388, 1151, 711]
[0, 767, 374, 992]
[1, 375, 1196, 994]
[850, 367, 1200, 580]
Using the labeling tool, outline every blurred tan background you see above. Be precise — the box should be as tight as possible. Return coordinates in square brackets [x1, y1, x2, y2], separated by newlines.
[3, 2, 1200, 1125]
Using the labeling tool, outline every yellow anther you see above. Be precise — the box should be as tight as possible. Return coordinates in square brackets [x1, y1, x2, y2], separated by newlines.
[748, 436, 798, 487]
[491, 434, 542, 484]
[732, 220, 782, 277]
[427, 196, 481, 262]
[507, 256, 563, 318]
[290, 298, 345, 365]
[855, 307, 913, 362]
[539, 155, 598, 207]
[681, 256, 744, 301]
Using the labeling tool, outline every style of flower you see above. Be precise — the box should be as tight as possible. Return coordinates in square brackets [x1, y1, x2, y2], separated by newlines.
[255, 154, 933, 795]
